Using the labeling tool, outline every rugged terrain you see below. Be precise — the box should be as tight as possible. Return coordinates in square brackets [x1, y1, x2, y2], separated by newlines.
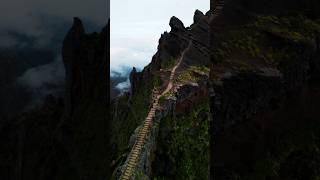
[209, 0, 320, 179]
[111, 0, 320, 179]
[0, 18, 110, 180]
[110, 9, 211, 179]
[0, 0, 320, 179]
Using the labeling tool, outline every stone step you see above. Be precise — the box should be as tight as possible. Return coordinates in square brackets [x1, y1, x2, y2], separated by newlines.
[123, 173, 130, 179]
[141, 128, 148, 132]
[139, 131, 147, 138]
[126, 166, 133, 172]
[131, 154, 138, 158]
[144, 124, 150, 127]
[122, 175, 130, 180]
[128, 161, 135, 166]
[137, 139, 144, 144]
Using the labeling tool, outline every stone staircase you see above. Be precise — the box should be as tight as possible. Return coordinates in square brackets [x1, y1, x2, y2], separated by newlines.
[117, 1, 225, 177]
[118, 41, 192, 180]
[119, 99, 159, 180]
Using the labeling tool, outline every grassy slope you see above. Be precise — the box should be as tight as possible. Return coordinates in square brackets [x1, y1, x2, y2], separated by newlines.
[212, 14, 320, 180]
[212, 14, 320, 73]
[152, 100, 210, 180]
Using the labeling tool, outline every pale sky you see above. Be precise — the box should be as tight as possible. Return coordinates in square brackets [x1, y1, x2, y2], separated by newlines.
[110, 0, 209, 75]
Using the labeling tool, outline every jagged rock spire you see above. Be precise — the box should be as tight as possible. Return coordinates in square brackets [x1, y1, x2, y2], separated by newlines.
[169, 16, 185, 31]
[65, 17, 85, 41]
[62, 17, 108, 117]
[194, 9, 205, 24]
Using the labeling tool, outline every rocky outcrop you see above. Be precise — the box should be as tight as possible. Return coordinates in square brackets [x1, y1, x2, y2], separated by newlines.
[194, 10, 205, 24]
[62, 17, 109, 117]
[129, 10, 210, 96]
[60, 18, 111, 178]
[169, 16, 185, 32]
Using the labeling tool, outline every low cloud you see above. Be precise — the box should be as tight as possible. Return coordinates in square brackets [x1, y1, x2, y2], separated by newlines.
[17, 55, 65, 106]
[111, 66, 132, 94]
[110, 37, 156, 74]
[115, 78, 130, 92]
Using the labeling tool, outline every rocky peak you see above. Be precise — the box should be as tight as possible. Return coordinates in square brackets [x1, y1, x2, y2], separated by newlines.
[169, 16, 185, 31]
[194, 9, 205, 24]
[129, 67, 137, 83]
[66, 17, 85, 41]
[62, 18, 109, 117]
[129, 67, 141, 97]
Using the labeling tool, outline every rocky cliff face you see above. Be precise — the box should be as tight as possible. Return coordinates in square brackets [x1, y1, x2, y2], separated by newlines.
[112, 1, 320, 179]
[129, 10, 210, 97]
[111, 9, 212, 179]
[209, 0, 320, 141]
[62, 17, 109, 118]
[0, 18, 110, 180]
[209, 0, 320, 179]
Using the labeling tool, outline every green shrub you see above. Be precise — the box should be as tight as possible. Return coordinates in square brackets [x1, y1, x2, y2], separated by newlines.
[152, 101, 210, 179]
[153, 75, 163, 87]
[161, 58, 176, 70]
[159, 96, 166, 105]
